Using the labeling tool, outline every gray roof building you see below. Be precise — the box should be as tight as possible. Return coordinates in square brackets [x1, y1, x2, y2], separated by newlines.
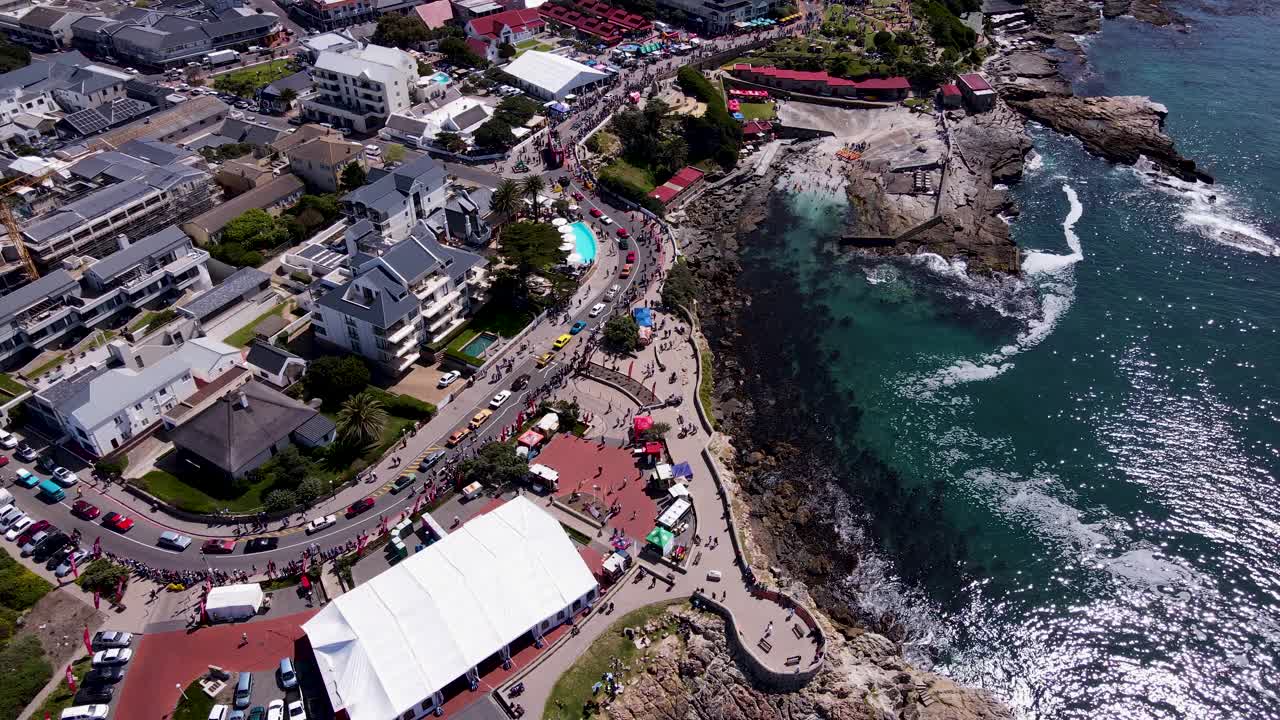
[343, 154, 447, 216]
[178, 266, 270, 321]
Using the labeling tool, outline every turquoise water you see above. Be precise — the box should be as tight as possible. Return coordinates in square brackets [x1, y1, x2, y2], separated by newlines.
[727, 3, 1280, 719]
[430, 72, 452, 84]
[569, 222, 598, 264]
[460, 332, 497, 357]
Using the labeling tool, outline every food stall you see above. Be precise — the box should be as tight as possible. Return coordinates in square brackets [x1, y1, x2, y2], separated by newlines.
[528, 463, 560, 492]
[656, 498, 692, 530]
[645, 526, 675, 557]
[667, 483, 690, 501]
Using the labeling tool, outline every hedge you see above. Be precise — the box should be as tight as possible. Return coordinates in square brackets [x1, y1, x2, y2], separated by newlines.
[0, 549, 53, 612]
[0, 635, 53, 720]
[365, 388, 437, 420]
[76, 558, 130, 596]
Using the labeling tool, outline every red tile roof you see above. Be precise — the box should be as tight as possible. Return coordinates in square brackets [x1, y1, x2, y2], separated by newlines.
[669, 166, 704, 187]
[468, 8, 544, 40]
[941, 83, 961, 96]
[742, 120, 773, 135]
[413, 0, 453, 29]
[649, 185, 678, 203]
[958, 73, 993, 92]
[466, 37, 491, 57]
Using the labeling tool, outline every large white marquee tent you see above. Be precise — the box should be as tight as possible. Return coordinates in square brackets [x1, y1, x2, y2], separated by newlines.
[502, 51, 611, 100]
[302, 496, 598, 720]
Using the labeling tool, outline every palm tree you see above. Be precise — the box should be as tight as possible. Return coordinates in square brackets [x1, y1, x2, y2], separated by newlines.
[490, 179, 522, 222]
[336, 391, 387, 449]
[522, 175, 546, 221]
[278, 87, 298, 110]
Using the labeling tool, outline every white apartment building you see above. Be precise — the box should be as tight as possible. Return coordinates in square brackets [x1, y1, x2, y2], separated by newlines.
[312, 223, 487, 375]
[26, 337, 240, 456]
[303, 43, 418, 134]
[339, 154, 447, 242]
[656, 0, 771, 34]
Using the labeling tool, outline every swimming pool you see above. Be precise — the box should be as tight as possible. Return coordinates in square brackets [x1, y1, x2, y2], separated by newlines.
[430, 72, 452, 85]
[567, 222, 597, 265]
[460, 332, 497, 357]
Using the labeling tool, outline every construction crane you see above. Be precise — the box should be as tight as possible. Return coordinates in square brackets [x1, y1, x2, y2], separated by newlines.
[0, 165, 61, 282]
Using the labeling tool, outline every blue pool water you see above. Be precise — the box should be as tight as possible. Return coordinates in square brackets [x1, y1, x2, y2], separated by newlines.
[430, 72, 451, 85]
[568, 222, 597, 265]
[460, 332, 496, 357]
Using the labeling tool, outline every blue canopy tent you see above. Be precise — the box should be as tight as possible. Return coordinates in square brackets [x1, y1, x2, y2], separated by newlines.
[633, 307, 653, 327]
[672, 461, 694, 479]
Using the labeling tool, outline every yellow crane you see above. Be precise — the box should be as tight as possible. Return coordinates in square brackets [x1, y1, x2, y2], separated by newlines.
[0, 165, 60, 282]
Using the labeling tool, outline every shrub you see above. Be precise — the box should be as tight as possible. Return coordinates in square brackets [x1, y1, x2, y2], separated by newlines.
[264, 489, 298, 512]
[382, 392, 436, 420]
[93, 457, 128, 479]
[296, 477, 328, 503]
[0, 635, 53, 720]
[0, 550, 53, 611]
[76, 558, 128, 596]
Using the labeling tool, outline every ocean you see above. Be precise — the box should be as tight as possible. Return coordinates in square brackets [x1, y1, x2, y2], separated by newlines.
[730, 3, 1280, 718]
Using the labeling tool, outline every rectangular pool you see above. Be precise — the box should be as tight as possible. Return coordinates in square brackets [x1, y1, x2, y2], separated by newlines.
[567, 222, 597, 265]
[460, 332, 497, 357]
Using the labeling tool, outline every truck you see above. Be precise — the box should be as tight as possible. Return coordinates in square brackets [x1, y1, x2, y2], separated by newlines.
[206, 50, 239, 67]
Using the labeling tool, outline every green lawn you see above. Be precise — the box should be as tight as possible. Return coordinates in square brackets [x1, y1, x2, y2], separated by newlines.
[602, 158, 657, 193]
[32, 656, 91, 720]
[138, 470, 277, 514]
[225, 303, 289, 348]
[737, 102, 776, 121]
[469, 301, 535, 338]
[698, 348, 716, 429]
[0, 372, 25, 397]
[213, 59, 295, 98]
[544, 602, 682, 720]
[172, 681, 215, 720]
[27, 353, 66, 379]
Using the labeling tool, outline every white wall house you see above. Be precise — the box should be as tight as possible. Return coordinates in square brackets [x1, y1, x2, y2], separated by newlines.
[303, 43, 418, 134]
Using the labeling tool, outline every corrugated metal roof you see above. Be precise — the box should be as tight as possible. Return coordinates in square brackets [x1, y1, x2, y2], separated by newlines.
[86, 224, 190, 282]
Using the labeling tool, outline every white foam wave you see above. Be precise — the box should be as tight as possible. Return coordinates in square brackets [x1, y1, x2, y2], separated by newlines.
[899, 186, 1082, 397]
[1131, 157, 1279, 257]
[863, 264, 901, 285]
[1025, 149, 1044, 172]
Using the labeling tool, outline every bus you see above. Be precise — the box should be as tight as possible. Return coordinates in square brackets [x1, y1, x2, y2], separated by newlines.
[37, 479, 65, 502]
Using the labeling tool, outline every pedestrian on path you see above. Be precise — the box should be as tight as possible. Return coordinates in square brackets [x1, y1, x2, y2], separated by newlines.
[241, 632, 248, 646]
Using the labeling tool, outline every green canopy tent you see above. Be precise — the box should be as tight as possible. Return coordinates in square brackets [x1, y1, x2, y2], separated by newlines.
[645, 526, 675, 557]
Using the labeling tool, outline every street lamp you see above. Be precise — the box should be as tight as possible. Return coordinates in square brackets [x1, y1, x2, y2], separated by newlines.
[176, 683, 188, 700]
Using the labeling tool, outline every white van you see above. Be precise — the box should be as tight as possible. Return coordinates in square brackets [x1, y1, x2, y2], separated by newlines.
[209, 705, 229, 720]
[61, 706, 109, 720]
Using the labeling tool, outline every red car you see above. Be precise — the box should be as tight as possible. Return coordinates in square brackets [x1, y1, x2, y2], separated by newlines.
[589, 207, 603, 218]
[16, 519, 51, 546]
[626, 251, 636, 263]
[71, 500, 100, 520]
[616, 228, 630, 238]
[103, 512, 134, 533]
[347, 497, 375, 517]
[572, 191, 584, 201]
[201, 538, 237, 554]
[0, 455, 8, 467]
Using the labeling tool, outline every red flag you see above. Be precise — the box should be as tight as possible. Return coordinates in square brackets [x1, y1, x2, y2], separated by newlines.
[356, 534, 367, 554]
[92, 536, 101, 559]
[83, 626, 92, 655]
[93, 591, 100, 610]
[114, 574, 125, 602]
[69, 551, 79, 579]
[627, 360, 634, 378]
[65, 665, 76, 693]
[300, 552, 308, 574]
[300, 575, 311, 591]
[412, 494, 423, 515]
[199, 598, 207, 623]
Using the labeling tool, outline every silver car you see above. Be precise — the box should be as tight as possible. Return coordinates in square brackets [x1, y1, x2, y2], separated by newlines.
[157, 531, 192, 551]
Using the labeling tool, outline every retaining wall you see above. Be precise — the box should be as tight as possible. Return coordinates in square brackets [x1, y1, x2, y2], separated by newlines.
[692, 592, 823, 690]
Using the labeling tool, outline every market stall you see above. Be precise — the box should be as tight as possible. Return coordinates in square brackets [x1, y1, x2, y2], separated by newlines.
[205, 583, 264, 622]
[645, 527, 675, 557]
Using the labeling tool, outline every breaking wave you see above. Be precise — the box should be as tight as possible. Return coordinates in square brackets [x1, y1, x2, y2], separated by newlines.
[1131, 157, 1279, 257]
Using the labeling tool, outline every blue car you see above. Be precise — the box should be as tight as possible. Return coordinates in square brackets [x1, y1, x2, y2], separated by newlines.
[570, 321, 588, 335]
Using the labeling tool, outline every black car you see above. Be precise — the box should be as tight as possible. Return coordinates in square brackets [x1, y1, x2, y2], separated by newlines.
[85, 667, 125, 685]
[244, 537, 279, 553]
[76, 684, 115, 703]
[511, 374, 531, 391]
[35, 454, 57, 473]
[32, 532, 70, 563]
[44, 543, 76, 570]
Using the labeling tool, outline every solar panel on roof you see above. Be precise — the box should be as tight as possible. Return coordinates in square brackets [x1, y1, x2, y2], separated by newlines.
[65, 108, 109, 136]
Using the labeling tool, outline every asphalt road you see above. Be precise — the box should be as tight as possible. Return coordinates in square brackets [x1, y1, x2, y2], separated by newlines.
[2, 177, 655, 575]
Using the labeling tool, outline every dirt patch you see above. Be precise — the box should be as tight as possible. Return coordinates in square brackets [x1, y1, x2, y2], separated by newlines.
[22, 590, 103, 666]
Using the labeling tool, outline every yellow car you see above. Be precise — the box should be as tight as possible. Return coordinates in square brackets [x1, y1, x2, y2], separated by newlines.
[536, 352, 554, 368]
[469, 409, 493, 429]
[552, 334, 572, 350]
[446, 427, 471, 447]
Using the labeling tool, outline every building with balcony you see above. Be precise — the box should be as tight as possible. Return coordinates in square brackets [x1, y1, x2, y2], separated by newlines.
[15, 140, 216, 270]
[0, 224, 212, 367]
[312, 222, 487, 375]
[655, 0, 769, 34]
[70, 7, 282, 70]
[26, 335, 240, 456]
[292, 0, 376, 31]
[302, 43, 417, 133]
[340, 153, 447, 242]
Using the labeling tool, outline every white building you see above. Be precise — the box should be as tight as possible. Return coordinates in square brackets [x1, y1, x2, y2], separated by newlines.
[655, 0, 770, 34]
[340, 154, 448, 242]
[381, 97, 493, 149]
[312, 222, 487, 374]
[303, 496, 598, 720]
[501, 51, 611, 101]
[27, 337, 240, 456]
[303, 43, 419, 133]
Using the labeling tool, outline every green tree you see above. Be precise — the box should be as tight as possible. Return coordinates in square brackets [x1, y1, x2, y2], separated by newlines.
[382, 143, 406, 165]
[304, 355, 371, 409]
[264, 489, 298, 512]
[340, 161, 367, 191]
[0, 39, 31, 73]
[439, 36, 488, 68]
[473, 118, 515, 149]
[436, 131, 468, 153]
[223, 208, 289, 247]
[296, 477, 329, 503]
[499, 221, 567, 295]
[337, 391, 388, 449]
[371, 13, 429, 49]
[278, 87, 298, 108]
[489, 179, 522, 222]
[522, 175, 546, 220]
[660, 259, 698, 310]
[498, 41, 516, 59]
[458, 442, 528, 488]
[495, 95, 542, 126]
[603, 315, 640, 353]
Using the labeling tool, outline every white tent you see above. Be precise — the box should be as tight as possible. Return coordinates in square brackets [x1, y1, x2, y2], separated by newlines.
[503, 51, 610, 100]
[536, 412, 560, 432]
[303, 497, 597, 720]
[667, 483, 689, 500]
[205, 583, 264, 622]
[656, 498, 692, 529]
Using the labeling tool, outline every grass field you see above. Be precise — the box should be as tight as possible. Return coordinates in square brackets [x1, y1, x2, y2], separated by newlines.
[544, 602, 682, 720]
[172, 681, 215, 720]
[213, 59, 295, 97]
[0, 372, 25, 397]
[0, 549, 56, 720]
[603, 158, 657, 193]
[139, 469, 277, 514]
[737, 102, 776, 121]
[225, 303, 289, 347]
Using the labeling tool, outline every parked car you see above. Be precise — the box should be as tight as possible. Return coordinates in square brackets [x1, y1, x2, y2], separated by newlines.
[468, 409, 493, 429]
[570, 320, 588, 335]
[202, 538, 237, 554]
[306, 515, 337, 534]
[616, 228, 630, 238]
[92, 648, 132, 666]
[157, 531, 192, 551]
[75, 684, 114, 704]
[589, 302, 607, 318]
[46, 543, 79, 570]
[60, 704, 109, 720]
[626, 250, 637, 263]
[418, 450, 447, 472]
[510, 374, 531, 391]
[71, 500, 100, 520]
[0, 429, 16, 449]
[103, 512, 134, 532]
[266, 700, 284, 720]
[84, 666, 125, 685]
[606, 284, 621, 299]
[286, 701, 306, 720]
[589, 207, 603, 218]
[0, 455, 7, 467]
[277, 658, 298, 689]
[620, 264, 633, 278]
[600, 215, 614, 226]
[15, 444, 36, 462]
[92, 631, 133, 649]
[438, 370, 461, 388]
[14, 519, 49, 545]
[391, 473, 416, 493]
[13, 469, 38, 488]
[2, 514, 29, 536]
[248, 707, 267, 720]
[536, 352, 554, 368]
[32, 532, 70, 562]
[35, 455, 57, 473]
[490, 390, 512, 408]
[446, 427, 471, 447]
[245, 537, 279, 553]
[346, 497, 375, 516]
[20, 528, 54, 557]
[52, 467, 78, 487]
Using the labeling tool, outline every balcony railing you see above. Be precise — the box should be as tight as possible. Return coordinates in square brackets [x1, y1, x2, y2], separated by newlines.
[387, 321, 415, 344]
[421, 289, 461, 320]
[395, 352, 420, 372]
